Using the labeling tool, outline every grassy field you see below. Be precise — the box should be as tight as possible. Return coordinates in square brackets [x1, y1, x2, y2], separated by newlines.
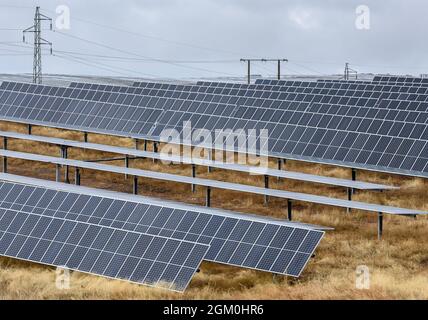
[0, 121, 427, 299]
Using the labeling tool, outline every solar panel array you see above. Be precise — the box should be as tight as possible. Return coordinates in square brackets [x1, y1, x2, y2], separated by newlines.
[3, 149, 424, 215]
[1, 77, 428, 178]
[0, 176, 325, 278]
[316, 79, 428, 87]
[0, 180, 208, 292]
[372, 76, 428, 84]
[254, 78, 428, 91]
[0, 129, 397, 191]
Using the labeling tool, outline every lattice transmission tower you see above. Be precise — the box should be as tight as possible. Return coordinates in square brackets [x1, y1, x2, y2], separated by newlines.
[23, 6, 53, 84]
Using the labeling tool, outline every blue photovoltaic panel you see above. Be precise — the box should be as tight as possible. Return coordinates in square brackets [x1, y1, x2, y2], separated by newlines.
[316, 79, 428, 87]
[2, 149, 424, 215]
[1, 80, 427, 178]
[0, 129, 397, 191]
[372, 76, 428, 84]
[0, 208, 208, 292]
[0, 177, 325, 277]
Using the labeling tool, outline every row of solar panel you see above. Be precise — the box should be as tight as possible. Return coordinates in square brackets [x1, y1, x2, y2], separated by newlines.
[5, 80, 428, 111]
[255, 77, 428, 86]
[69, 81, 428, 112]
[316, 79, 428, 87]
[3, 89, 427, 129]
[0, 93, 426, 170]
[5, 86, 428, 129]
[6, 83, 428, 114]
[0, 182, 208, 292]
[197, 79, 428, 90]
[0, 129, 395, 190]
[4, 148, 423, 215]
[8, 80, 427, 127]
[94, 79, 428, 95]
[0, 81, 427, 177]
[23, 78, 428, 95]
[194, 80, 428, 93]
[0, 178, 324, 282]
[372, 76, 428, 83]
[4, 82, 428, 129]
[4, 82, 428, 127]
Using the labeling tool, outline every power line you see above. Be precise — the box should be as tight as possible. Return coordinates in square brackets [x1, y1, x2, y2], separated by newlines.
[0, 53, 32, 56]
[0, 4, 34, 9]
[288, 61, 327, 76]
[55, 52, 163, 78]
[0, 47, 32, 54]
[0, 41, 24, 44]
[50, 50, 237, 64]
[41, 8, 261, 59]
[53, 30, 240, 77]
[53, 53, 137, 78]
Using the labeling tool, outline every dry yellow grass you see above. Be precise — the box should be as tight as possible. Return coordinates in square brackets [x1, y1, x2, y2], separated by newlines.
[0, 121, 427, 299]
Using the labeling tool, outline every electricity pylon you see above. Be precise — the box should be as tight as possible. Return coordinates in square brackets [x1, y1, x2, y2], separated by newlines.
[23, 6, 53, 84]
[344, 62, 358, 80]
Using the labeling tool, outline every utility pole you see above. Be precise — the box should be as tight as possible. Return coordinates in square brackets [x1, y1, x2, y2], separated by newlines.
[23, 6, 53, 84]
[344, 62, 349, 80]
[240, 59, 252, 84]
[262, 59, 288, 80]
[344, 62, 358, 80]
[240, 58, 288, 84]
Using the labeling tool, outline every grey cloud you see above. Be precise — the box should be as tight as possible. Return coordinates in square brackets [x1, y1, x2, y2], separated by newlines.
[0, 0, 427, 78]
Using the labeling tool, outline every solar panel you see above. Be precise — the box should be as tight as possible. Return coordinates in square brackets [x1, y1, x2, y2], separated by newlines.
[0, 173, 327, 277]
[0, 130, 397, 190]
[11, 79, 428, 105]
[0, 150, 425, 216]
[117, 79, 428, 93]
[317, 79, 428, 87]
[1, 81, 428, 178]
[8, 78, 428, 96]
[252, 78, 428, 90]
[372, 76, 428, 84]
[69, 82, 134, 91]
[0, 182, 208, 292]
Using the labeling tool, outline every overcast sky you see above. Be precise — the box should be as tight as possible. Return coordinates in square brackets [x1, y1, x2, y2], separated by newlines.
[0, 0, 427, 79]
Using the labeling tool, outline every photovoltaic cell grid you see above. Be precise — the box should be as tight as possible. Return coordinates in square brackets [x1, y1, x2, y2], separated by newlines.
[6, 80, 428, 112]
[372, 76, 428, 84]
[251, 80, 428, 96]
[113, 79, 428, 95]
[0, 180, 324, 277]
[0, 129, 397, 191]
[317, 79, 428, 87]
[255, 78, 423, 86]
[0, 210, 209, 292]
[8, 79, 428, 99]
[196, 79, 428, 93]
[51, 80, 428, 104]
[70, 80, 428, 110]
[1, 81, 428, 178]
[3, 150, 425, 216]
[2, 81, 428, 148]
[0, 189, 208, 292]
